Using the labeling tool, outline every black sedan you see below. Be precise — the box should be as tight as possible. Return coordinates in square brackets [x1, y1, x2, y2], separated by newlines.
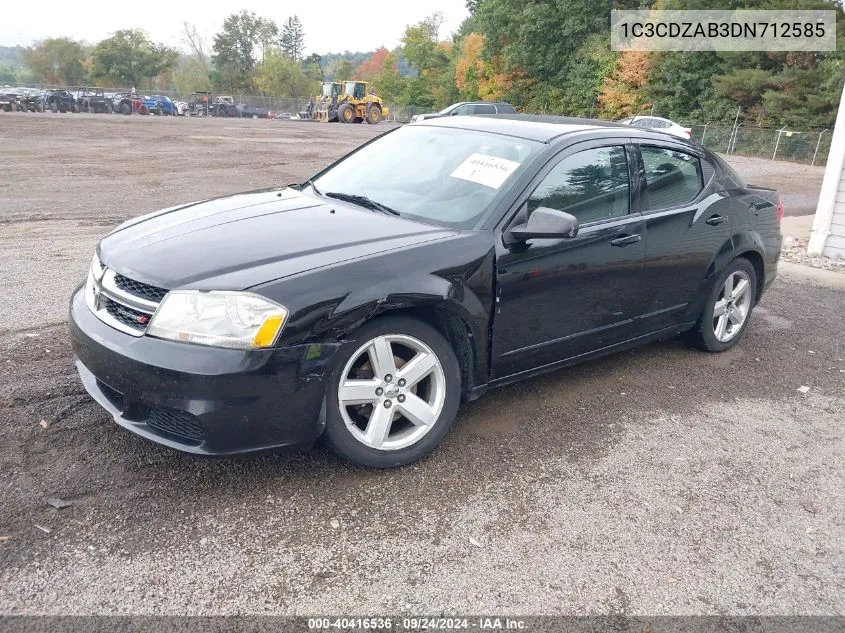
[69, 116, 783, 467]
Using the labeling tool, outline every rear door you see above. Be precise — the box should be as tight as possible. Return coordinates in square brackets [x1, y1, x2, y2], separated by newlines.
[634, 142, 732, 331]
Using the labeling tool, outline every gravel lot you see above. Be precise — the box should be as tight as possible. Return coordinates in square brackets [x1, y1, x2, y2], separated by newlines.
[0, 114, 842, 616]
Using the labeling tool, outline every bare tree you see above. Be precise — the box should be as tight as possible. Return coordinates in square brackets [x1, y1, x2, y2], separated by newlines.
[424, 11, 447, 40]
[182, 22, 209, 71]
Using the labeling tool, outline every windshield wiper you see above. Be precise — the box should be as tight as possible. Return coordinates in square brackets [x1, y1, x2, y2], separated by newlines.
[324, 192, 400, 216]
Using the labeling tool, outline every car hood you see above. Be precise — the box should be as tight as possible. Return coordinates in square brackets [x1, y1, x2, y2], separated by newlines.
[98, 188, 458, 290]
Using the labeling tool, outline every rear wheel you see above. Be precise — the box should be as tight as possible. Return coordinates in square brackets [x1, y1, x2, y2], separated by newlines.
[322, 316, 461, 468]
[106, 102, 113, 114]
[683, 258, 757, 352]
[338, 103, 355, 123]
[51, 102, 58, 113]
[120, 102, 131, 115]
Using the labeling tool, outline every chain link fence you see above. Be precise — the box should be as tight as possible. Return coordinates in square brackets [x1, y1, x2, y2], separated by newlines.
[689, 124, 832, 165]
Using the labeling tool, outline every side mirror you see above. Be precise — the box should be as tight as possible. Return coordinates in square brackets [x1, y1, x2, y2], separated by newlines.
[508, 207, 579, 242]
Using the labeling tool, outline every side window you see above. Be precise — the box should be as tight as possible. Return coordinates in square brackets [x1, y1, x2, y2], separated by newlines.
[453, 105, 472, 115]
[474, 104, 496, 115]
[640, 146, 703, 211]
[528, 146, 630, 225]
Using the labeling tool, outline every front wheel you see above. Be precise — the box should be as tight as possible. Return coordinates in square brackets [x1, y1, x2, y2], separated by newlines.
[338, 103, 355, 123]
[683, 258, 757, 352]
[322, 316, 461, 468]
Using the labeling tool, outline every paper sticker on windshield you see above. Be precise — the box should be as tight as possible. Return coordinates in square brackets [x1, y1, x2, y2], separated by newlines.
[449, 153, 521, 189]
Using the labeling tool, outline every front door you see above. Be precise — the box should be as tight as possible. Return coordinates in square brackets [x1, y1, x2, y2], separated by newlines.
[493, 141, 651, 379]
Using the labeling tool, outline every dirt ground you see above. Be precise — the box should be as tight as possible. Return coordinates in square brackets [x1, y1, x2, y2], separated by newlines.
[0, 113, 842, 616]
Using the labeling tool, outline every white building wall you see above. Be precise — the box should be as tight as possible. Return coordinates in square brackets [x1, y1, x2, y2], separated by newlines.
[809, 83, 845, 258]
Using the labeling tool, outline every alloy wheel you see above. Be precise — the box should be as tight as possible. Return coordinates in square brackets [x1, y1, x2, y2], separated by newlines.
[338, 334, 445, 451]
[712, 270, 752, 342]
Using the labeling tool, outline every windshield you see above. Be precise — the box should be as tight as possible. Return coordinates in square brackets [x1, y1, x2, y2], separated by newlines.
[312, 126, 542, 229]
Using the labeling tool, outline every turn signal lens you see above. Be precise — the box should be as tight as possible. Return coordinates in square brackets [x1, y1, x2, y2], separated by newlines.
[253, 314, 286, 348]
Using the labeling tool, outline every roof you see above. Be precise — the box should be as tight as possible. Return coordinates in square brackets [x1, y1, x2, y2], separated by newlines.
[415, 114, 628, 143]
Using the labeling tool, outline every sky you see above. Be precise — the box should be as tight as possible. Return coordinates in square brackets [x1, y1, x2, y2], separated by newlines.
[1, 0, 470, 54]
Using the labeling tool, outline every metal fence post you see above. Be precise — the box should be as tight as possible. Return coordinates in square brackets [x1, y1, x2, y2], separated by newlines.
[772, 126, 787, 160]
[700, 122, 709, 145]
[811, 129, 829, 166]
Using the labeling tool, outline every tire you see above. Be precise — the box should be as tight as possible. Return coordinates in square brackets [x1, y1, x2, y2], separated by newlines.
[120, 102, 131, 115]
[51, 102, 58, 113]
[683, 257, 758, 352]
[322, 316, 461, 468]
[156, 106, 163, 116]
[366, 105, 382, 124]
[106, 102, 113, 114]
[338, 103, 355, 124]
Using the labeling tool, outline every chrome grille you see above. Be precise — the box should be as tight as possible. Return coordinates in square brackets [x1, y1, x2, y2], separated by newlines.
[104, 296, 149, 332]
[86, 262, 167, 337]
[114, 273, 168, 303]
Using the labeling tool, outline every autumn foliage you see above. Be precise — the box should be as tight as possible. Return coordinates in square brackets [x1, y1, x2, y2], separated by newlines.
[597, 51, 654, 119]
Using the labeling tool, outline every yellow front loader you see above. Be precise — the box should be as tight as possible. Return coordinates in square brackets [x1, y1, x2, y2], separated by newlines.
[335, 81, 388, 124]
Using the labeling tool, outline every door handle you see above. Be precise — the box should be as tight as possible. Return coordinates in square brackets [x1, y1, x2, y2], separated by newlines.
[610, 234, 641, 247]
[705, 214, 725, 226]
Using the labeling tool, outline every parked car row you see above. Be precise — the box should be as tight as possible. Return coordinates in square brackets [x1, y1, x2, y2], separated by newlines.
[0, 86, 273, 119]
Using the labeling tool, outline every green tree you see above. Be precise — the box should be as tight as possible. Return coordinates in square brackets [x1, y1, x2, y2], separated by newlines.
[173, 55, 212, 93]
[302, 53, 322, 79]
[280, 15, 306, 61]
[326, 59, 355, 81]
[212, 11, 278, 92]
[374, 52, 405, 103]
[91, 30, 177, 89]
[645, 52, 735, 122]
[23, 38, 88, 85]
[473, 0, 617, 113]
[254, 49, 317, 98]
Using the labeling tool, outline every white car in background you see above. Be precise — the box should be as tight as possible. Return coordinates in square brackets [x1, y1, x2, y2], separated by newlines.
[618, 115, 692, 139]
[175, 101, 189, 116]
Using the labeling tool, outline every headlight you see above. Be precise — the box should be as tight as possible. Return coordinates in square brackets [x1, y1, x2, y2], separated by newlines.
[91, 253, 105, 281]
[147, 291, 288, 349]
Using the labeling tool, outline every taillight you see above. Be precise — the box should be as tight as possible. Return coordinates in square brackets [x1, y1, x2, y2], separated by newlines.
[776, 198, 784, 225]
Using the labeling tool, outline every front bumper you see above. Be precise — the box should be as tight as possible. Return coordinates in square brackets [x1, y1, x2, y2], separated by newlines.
[69, 287, 336, 455]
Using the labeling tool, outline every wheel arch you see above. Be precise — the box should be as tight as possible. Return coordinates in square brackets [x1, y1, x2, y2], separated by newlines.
[325, 283, 488, 402]
[369, 304, 478, 401]
[734, 249, 765, 303]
